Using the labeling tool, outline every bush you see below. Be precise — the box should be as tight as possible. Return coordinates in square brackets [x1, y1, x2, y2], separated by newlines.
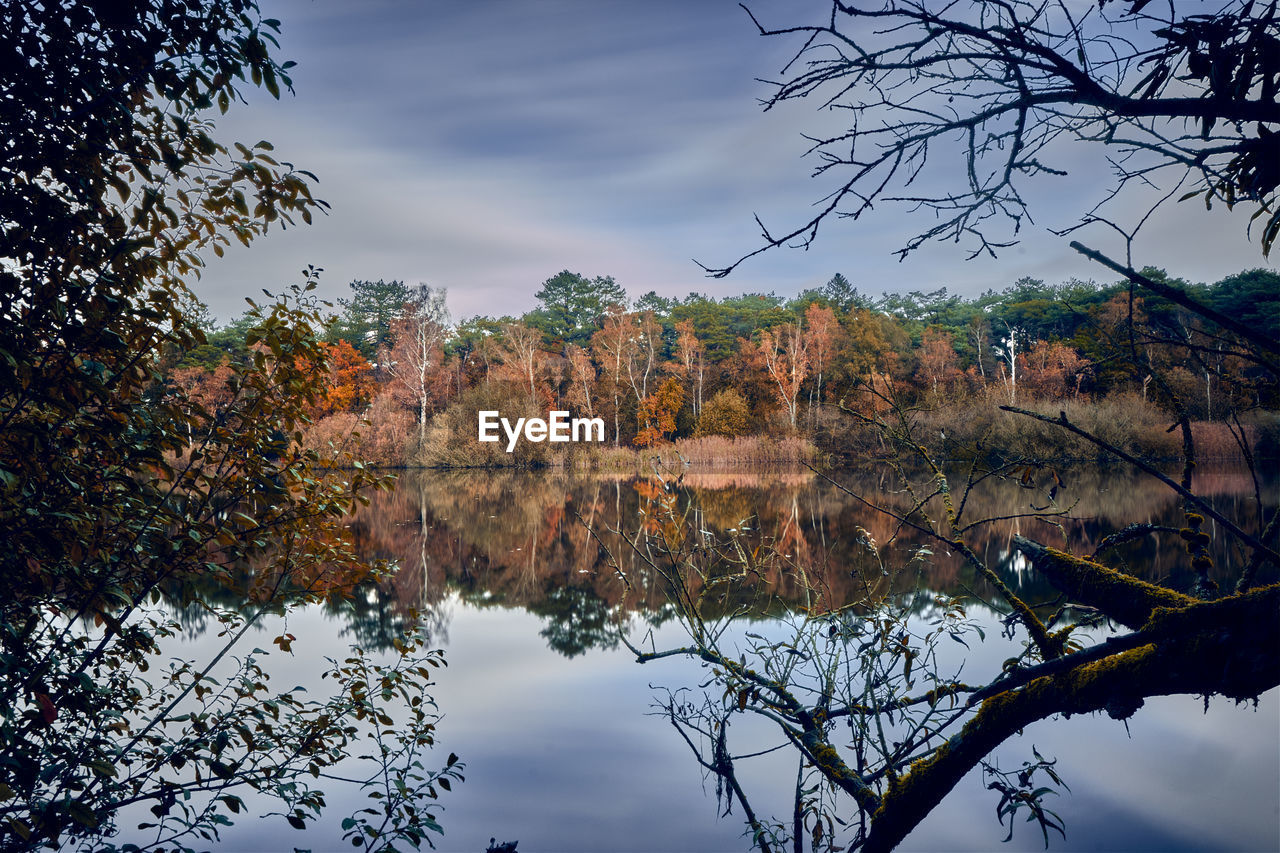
[675, 435, 821, 466]
[912, 393, 1184, 462]
[360, 391, 415, 466]
[301, 392, 414, 467]
[696, 388, 752, 438]
[416, 383, 558, 467]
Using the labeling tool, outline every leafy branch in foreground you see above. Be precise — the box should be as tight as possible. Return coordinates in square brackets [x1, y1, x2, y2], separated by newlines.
[1, 1, 457, 848]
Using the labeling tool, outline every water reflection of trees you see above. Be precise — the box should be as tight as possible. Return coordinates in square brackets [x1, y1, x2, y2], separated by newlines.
[348, 465, 1275, 656]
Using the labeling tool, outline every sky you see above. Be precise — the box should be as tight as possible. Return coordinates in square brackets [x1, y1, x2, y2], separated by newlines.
[197, 0, 1276, 325]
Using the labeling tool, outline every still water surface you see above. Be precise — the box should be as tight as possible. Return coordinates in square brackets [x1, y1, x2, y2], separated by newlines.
[168, 466, 1279, 852]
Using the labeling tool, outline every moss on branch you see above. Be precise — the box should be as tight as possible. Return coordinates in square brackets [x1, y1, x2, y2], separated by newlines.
[1013, 535, 1196, 629]
[861, 584, 1279, 853]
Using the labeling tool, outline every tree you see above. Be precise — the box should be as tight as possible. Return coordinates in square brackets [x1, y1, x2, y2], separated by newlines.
[564, 343, 598, 419]
[695, 388, 751, 438]
[821, 273, 863, 312]
[388, 284, 451, 449]
[835, 308, 907, 386]
[634, 290, 675, 318]
[995, 326, 1026, 405]
[0, 3, 458, 848]
[204, 312, 260, 365]
[803, 302, 840, 422]
[918, 326, 962, 402]
[672, 319, 706, 421]
[1021, 340, 1091, 400]
[751, 323, 809, 430]
[496, 321, 548, 408]
[965, 313, 993, 384]
[451, 315, 504, 387]
[331, 279, 412, 360]
[625, 310, 662, 407]
[1207, 269, 1280, 343]
[617, 3, 1280, 849]
[706, 1, 1280, 276]
[314, 339, 377, 416]
[634, 377, 684, 448]
[531, 270, 627, 348]
[169, 360, 238, 411]
[592, 308, 639, 446]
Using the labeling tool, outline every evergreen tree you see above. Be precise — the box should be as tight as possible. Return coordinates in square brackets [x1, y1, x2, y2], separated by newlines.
[332, 279, 411, 358]
[531, 270, 626, 348]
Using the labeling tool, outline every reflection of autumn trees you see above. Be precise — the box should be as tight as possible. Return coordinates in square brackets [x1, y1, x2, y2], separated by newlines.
[345, 466, 1274, 654]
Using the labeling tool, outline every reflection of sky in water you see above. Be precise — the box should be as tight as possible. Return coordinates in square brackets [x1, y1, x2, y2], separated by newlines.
[183, 594, 1279, 853]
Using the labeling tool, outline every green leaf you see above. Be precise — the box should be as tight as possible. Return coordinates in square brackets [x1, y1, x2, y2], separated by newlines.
[68, 802, 99, 828]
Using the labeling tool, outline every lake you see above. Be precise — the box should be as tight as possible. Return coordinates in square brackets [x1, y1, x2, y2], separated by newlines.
[145, 464, 1279, 852]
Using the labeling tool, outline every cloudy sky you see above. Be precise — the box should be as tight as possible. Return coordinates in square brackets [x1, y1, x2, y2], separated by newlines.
[197, 0, 1275, 324]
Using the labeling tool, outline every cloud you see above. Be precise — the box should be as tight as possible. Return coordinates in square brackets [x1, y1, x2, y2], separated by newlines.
[193, 0, 1276, 324]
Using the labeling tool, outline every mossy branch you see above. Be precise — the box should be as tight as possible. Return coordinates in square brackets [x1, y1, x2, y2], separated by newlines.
[1091, 522, 1181, 557]
[862, 584, 1280, 853]
[636, 639, 883, 813]
[1013, 535, 1195, 629]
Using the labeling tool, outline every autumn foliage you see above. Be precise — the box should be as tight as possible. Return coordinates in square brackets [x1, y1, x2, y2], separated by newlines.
[172, 266, 1277, 467]
[635, 377, 684, 448]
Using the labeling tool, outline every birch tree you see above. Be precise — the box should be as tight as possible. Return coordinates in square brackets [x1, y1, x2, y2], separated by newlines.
[626, 310, 661, 406]
[496, 321, 546, 407]
[565, 343, 597, 419]
[592, 307, 639, 446]
[388, 284, 450, 448]
[802, 302, 839, 424]
[995, 326, 1024, 405]
[752, 323, 809, 430]
[673, 319, 705, 421]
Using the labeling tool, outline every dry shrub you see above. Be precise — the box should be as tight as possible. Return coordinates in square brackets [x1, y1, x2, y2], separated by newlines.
[914, 393, 1183, 461]
[672, 435, 821, 466]
[300, 391, 414, 467]
[570, 444, 648, 472]
[568, 435, 822, 470]
[677, 469, 815, 490]
[359, 392, 413, 466]
[300, 412, 361, 463]
[415, 383, 568, 467]
[1188, 421, 1257, 461]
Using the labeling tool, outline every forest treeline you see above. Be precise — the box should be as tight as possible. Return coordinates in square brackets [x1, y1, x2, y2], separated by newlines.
[172, 268, 1280, 466]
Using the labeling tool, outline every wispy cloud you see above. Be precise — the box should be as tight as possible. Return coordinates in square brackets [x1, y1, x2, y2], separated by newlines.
[195, 0, 1274, 323]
